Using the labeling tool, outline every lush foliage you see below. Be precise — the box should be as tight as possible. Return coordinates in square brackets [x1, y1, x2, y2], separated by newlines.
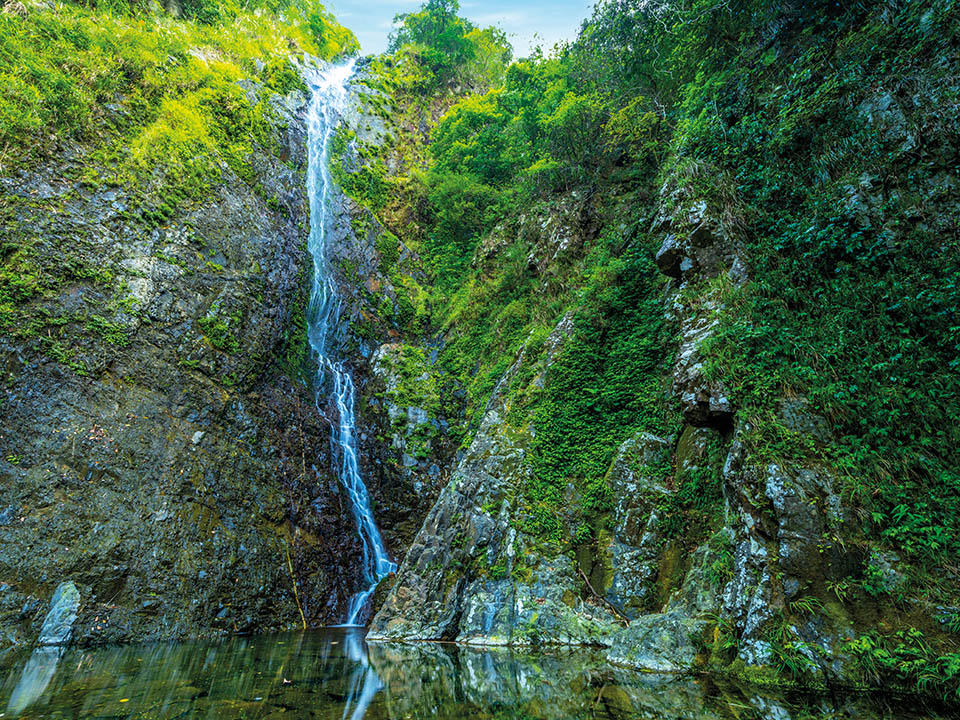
[524, 240, 676, 541]
[386, 0, 512, 92]
[665, 0, 960, 563]
[388, 0, 475, 87]
[407, 0, 960, 570]
[358, 4, 960, 687]
[846, 628, 960, 699]
[0, 1, 355, 364]
[0, 1, 356, 167]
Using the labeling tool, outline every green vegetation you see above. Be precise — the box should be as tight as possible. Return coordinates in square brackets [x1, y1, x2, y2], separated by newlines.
[198, 304, 241, 354]
[0, 1, 354, 374]
[359, 0, 681, 550]
[379, 344, 442, 417]
[523, 241, 677, 541]
[676, 0, 960, 565]
[846, 628, 960, 699]
[4, 0, 960, 697]
[346, 0, 959, 694]
[388, 0, 511, 91]
[372, 0, 960, 562]
[0, 1, 356, 169]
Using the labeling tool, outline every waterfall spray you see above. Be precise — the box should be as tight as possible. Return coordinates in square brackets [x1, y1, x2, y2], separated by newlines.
[305, 60, 397, 626]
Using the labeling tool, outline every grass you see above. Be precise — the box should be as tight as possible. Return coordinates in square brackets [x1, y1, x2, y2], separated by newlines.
[0, 1, 355, 373]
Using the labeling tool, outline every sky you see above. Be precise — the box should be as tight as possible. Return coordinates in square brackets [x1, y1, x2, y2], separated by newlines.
[326, 1, 597, 57]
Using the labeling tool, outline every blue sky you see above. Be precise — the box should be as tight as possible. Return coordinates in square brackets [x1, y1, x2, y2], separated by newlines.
[326, 1, 596, 57]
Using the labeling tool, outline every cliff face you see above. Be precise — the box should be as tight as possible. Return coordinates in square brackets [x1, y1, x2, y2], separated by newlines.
[365, 163, 949, 688]
[0, 21, 455, 645]
[0, 5, 458, 646]
[0, 79, 333, 645]
[0, 0, 376, 643]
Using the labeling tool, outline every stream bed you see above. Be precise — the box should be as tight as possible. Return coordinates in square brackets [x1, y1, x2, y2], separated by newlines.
[0, 629, 947, 719]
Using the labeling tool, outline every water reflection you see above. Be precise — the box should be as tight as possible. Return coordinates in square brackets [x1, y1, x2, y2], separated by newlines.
[5, 647, 61, 716]
[342, 629, 382, 720]
[0, 629, 947, 719]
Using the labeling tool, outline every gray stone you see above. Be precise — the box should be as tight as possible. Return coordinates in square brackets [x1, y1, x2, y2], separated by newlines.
[607, 612, 706, 673]
[36, 581, 80, 647]
[368, 313, 624, 645]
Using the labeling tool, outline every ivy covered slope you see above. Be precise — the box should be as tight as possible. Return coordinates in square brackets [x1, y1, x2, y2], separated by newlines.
[0, 0, 369, 645]
[347, 0, 960, 699]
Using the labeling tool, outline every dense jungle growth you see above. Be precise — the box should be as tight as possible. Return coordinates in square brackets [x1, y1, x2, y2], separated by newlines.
[344, 0, 960, 699]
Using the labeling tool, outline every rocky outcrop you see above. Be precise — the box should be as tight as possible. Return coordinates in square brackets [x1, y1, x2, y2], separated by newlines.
[36, 581, 80, 647]
[604, 432, 673, 619]
[365, 151, 928, 693]
[601, 167, 880, 685]
[0, 69, 368, 646]
[606, 611, 707, 673]
[369, 314, 622, 645]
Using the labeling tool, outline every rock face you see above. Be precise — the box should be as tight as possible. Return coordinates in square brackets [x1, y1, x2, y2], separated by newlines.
[0, 56, 465, 645]
[369, 315, 621, 645]
[610, 172, 868, 683]
[606, 611, 707, 673]
[365, 148, 947, 693]
[0, 72, 370, 646]
[604, 432, 673, 620]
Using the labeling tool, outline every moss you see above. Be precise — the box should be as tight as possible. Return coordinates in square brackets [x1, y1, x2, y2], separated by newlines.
[0, 3, 356, 169]
[277, 265, 312, 383]
[724, 658, 804, 689]
[375, 228, 401, 270]
[380, 344, 442, 417]
[85, 315, 131, 347]
[198, 305, 241, 354]
[152, 251, 189, 270]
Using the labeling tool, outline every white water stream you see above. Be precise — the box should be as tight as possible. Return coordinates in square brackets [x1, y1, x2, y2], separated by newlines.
[305, 60, 396, 626]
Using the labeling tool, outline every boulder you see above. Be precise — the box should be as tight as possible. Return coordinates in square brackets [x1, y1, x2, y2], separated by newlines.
[37, 581, 80, 647]
[607, 612, 707, 673]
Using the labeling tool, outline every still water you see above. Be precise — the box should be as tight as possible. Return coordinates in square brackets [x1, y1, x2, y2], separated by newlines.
[0, 629, 946, 719]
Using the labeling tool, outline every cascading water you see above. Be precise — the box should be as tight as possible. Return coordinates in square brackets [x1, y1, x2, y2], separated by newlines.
[305, 59, 397, 627]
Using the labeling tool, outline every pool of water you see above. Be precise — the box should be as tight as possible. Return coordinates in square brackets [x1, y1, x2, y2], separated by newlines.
[0, 629, 945, 719]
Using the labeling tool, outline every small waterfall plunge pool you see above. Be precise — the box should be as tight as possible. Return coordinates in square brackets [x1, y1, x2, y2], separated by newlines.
[0, 628, 948, 719]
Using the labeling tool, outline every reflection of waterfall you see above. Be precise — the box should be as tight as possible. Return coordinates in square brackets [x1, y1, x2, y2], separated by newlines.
[5, 646, 61, 715]
[341, 629, 383, 720]
[0, 629, 900, 719]
[304, 60, 396, 626]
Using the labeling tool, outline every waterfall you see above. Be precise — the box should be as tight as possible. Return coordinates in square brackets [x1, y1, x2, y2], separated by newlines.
[305, 59, 397, 627]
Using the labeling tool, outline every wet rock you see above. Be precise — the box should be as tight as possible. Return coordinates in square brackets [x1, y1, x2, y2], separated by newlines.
[0, 75, 367, 645]
[368, 314, 624, 645]
[655, 233, 684, 278]
[37, 581, 80, 646]
[652, 190, 743, 285]
[605, 432, 673, 618]
[857, 92, 916, 153]
[777, 398, 831, 443]
[607, 612, 707, 673]
[672, 311, 734, 428]
[866, 550, 908, 595]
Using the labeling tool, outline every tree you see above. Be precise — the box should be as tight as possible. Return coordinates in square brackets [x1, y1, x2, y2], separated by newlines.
[388, 0, 476, 85]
